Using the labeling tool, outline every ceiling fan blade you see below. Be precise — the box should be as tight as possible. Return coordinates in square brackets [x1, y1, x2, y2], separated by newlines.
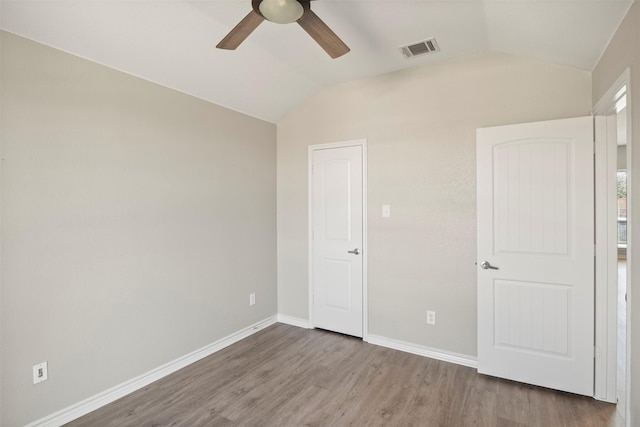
[216, 10, 264, 50]
[297, 7, 350, 59]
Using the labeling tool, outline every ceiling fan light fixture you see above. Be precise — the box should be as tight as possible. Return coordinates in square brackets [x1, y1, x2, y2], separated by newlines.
[259, 0, 304, 24]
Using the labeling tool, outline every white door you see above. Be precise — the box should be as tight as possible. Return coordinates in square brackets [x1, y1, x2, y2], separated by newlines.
[477, 116, 594, 396]
[311, 145, 363, 337]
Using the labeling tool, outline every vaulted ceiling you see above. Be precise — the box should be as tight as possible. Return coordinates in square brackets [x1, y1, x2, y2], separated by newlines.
[1, 0, 633, 122]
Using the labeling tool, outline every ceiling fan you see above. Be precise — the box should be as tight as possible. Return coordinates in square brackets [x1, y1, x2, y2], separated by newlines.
[216, 0, 350, 59]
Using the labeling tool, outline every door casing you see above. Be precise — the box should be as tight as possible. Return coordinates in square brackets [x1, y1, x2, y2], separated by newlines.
[593, 68, 632, 419]
[308, 139, 368, 339]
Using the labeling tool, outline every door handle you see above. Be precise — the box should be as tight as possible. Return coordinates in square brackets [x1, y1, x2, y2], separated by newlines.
[480, 261, 498, 270]
[347, 248, 360, 255]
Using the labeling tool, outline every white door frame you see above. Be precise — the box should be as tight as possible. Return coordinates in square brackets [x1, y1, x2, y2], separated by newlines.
[308, 139, 368, 340]
[593, 68, 632, 421]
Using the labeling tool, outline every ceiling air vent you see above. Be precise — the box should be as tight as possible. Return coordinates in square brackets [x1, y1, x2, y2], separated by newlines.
[400, 38, 440, 59]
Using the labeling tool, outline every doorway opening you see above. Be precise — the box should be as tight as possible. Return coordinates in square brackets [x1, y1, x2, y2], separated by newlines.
[593, 69, 636, 426]
[615, 89, 627, 423]
[594, 71, 631, 427]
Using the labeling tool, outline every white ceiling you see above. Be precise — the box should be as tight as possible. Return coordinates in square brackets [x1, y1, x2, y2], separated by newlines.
[0, 0, 633, 123]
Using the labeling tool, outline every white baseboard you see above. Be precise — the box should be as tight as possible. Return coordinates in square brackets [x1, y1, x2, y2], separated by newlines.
[366, 334, 477, 369]
[277, 319, 476, 369]
[275, 318, 474, 368]
[27, 316, 278, 427]
[277, 314, 311, 329]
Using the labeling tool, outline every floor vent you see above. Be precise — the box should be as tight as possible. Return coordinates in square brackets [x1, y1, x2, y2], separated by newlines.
[400, 38, 440, 59]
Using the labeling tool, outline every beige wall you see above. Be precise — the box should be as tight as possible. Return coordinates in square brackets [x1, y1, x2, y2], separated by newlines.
[592, 1, 640, 424]
[277, 52, 592, 357]
[0, 31, 277, 427]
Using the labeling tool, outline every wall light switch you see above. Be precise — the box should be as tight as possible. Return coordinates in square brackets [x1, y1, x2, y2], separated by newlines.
[33, 362, 48, 384]
[249, 293, 256, 306]
[382, 205, 391, 218]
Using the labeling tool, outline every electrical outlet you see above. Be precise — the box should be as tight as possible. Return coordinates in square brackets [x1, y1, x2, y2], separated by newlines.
[33, 362, 48, 384]
[249, 293, 256, 306]
[426, 311, 436, 325]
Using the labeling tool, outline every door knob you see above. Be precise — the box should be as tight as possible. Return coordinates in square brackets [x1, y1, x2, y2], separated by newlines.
[347, 248, 360, 255]
[480, 261, 498, 270]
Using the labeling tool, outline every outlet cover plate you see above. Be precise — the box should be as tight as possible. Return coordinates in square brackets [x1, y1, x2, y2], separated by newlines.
[426, 311, 436, 325]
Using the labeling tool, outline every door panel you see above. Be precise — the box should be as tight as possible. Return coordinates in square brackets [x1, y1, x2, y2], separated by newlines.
[312, 145, 363, 337]
[494, 280, 570, 356]
[477, 116, 594, 396]
[494, 140, 570, 254]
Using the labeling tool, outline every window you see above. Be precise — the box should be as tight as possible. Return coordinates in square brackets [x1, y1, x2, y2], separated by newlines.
[617, 170, 627, 247]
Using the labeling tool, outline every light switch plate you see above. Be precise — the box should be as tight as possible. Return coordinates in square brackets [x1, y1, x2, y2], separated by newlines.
[33, 362, 48, 384]
[382, 205, 391, 218]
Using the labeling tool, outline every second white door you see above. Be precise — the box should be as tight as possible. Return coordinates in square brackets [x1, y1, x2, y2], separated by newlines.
[477, 116, 595, 396]
[311, 144, 363, 337]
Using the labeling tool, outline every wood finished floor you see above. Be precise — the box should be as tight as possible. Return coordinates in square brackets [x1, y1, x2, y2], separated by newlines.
[66, 323, 622, 427]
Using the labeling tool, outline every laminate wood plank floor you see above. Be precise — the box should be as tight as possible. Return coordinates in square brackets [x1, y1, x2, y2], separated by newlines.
[66, 323, 622, 427]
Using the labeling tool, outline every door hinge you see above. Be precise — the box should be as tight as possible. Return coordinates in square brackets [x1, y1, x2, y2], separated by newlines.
[594, 345, 600, 359]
